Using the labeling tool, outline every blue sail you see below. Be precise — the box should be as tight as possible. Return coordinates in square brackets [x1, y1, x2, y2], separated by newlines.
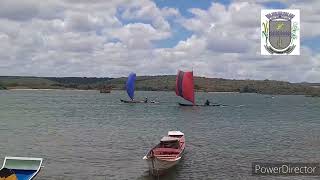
[126, 73, 136, 100]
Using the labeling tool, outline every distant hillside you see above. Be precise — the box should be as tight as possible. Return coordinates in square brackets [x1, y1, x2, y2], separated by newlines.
[106, 76, 320, 96]
[0, 76, 320, 96]
[45, 77, 113, 85]
[0, 76, 112, 90]
[44, 77, 113, 89]
[297, 82, 320, 88]
[0, 76, 57, 89]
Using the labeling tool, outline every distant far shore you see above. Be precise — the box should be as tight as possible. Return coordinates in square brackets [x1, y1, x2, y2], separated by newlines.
[5, 88, 240, 93]
[7, 88, 98, 91]
[0, 76, 320, 97]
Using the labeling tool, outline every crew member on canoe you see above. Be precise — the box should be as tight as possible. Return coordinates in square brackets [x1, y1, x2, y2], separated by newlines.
[144, 97, 148, 103]
[204, 99, 210, 106]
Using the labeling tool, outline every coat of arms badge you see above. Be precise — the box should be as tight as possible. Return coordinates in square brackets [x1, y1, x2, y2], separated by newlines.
[261, 9, 300, 55]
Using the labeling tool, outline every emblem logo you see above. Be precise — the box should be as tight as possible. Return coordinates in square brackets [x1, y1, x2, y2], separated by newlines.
[261, 9, 300, 55]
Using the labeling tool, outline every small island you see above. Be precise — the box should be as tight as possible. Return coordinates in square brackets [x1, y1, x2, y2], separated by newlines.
[99, 85, 112, 93]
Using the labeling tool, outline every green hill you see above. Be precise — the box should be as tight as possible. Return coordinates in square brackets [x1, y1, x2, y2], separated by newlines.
[0, 76, 56, 89]
[0, 75, 320, 97]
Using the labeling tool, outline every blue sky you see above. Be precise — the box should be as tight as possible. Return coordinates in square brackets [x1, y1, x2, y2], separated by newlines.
[263, 1, 288, 9]
[303, 37, 320, 53]
[154, 0, 215, 17]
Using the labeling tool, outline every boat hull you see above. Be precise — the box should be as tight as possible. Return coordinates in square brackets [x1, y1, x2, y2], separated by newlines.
[144, 156, 182, 175]
[120, 99, 146, 103]
[0, 156, 43, 180]
[178, 103, 226, 107]
[143, 131, 185, 176]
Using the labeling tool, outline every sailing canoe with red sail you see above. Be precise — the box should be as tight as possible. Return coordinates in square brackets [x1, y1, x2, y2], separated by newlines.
[175, 70, 195, 105]
[175, 70, 227, 107]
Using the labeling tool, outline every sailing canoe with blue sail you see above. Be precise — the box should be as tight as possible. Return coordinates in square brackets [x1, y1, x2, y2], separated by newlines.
[120, 73, 147, 103]
[126, 72, 136, 100]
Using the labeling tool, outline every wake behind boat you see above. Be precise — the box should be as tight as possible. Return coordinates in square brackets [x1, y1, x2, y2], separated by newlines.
[143, 131, 185, 175]
[150, 100, 159, 104]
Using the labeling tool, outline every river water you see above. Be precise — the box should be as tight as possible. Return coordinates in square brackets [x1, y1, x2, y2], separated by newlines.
[0, 90, 319, 179]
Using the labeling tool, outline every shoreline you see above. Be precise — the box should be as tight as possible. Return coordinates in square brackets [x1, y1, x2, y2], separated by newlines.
[3, 89, 317, 96]
[6, 88, 238, 93]
[1, 76, 320, 96]
[7, 88, 98, 91]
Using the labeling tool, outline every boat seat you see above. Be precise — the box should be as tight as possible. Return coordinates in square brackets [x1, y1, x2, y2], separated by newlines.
[157, 157, 176, 160]
[153, 148, 180, 154]
[155, 154, 176, 157]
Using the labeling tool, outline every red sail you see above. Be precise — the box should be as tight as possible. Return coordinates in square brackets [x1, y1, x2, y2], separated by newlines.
[175, 70, 195, 105]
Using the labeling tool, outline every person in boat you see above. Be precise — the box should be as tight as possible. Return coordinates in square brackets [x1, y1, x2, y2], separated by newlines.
[144, 97, 148, 103]
[0, 168, 17, 180]
[204, 99, 210, 106]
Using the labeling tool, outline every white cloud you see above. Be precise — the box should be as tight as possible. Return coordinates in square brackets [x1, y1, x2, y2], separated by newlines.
[120, 0, 171, 31]
[0, 0, 39, 21]
[0, 0, 319, 83]
[254, 0, 320, 38]
[180, 2, 262, 54]
[290, 1, 320, 38]
[107, 23, 171, 49]
[175, 1, 319, 82]
[161, 7, 180, 18]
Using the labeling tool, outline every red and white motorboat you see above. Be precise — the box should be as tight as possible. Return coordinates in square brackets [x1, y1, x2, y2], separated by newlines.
[143, 131, 185, 175]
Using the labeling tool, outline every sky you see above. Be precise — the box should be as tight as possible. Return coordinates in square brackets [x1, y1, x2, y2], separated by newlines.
[0, 0, 319, 82]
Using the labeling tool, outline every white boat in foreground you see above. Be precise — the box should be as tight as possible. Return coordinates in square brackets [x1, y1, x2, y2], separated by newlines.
[0, 156, 43, 180]
[143, 131, 185, 175]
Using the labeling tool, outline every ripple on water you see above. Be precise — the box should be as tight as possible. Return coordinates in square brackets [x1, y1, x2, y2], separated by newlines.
[0, 91, 319, 179]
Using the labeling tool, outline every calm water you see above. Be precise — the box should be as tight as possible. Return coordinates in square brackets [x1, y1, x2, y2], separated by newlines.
[0, 90, 320, 180]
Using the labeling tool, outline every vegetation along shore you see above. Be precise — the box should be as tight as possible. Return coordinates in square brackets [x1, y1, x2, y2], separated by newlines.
[0, 76, 319, 97]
